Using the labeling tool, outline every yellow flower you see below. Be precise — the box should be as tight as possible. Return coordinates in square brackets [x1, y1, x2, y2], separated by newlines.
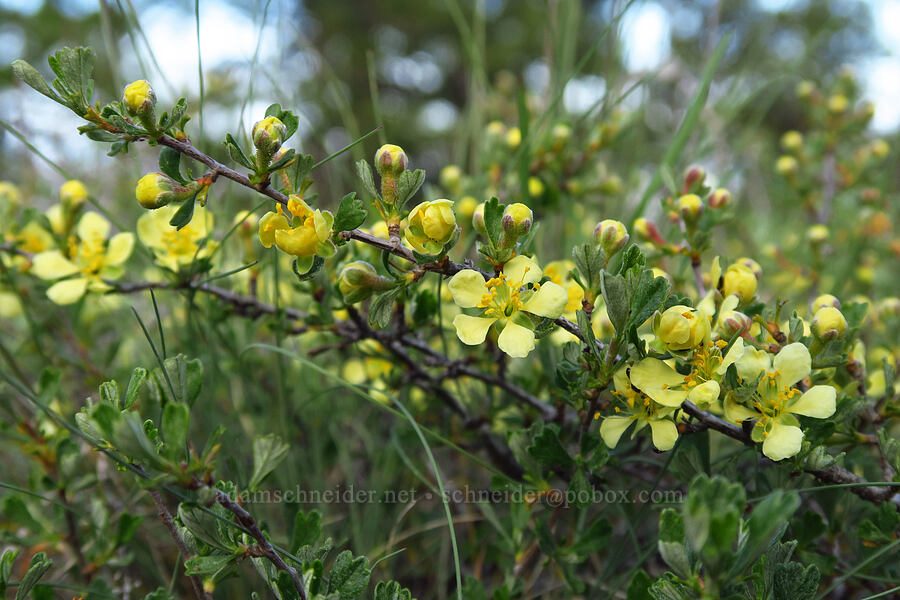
[135, 173, 176, 209]
[448, 255, 568, 358]
[776, 155, 798, 176]
[439, 165, 463, 194]
[31, 212, 134, 304]
[781, 130, 803, 151]
[375, 144, 408, 176]
[506, 127, 522, 149]
[123, 79, 155, 115]
[16, 221, 54, 254]
[677, 194, 703, 222]
[811, 306, 847, 340]
[543, 260, 584, 313]
[527, 177, 544, 197]
[258, 196, 334, 259]
[252, 116, 287, 156]
[137, 205, 215, 271]
[593, 219, 629, 257]
[629, 338, 745, 410]
[457, 196, 478, 221]
[405, 199, 458, 254]
[654, 305, 711, 352]
[0, 181, 22, 205]
[59, 180, 88, 207]
[721, 262, 757, 302]
[726, 343, 836, 461]
[599, 368, 678, 451]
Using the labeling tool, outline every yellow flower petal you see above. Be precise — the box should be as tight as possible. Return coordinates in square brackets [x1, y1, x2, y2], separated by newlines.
[716, 337, 745, 375]
[497, 320, 536, 358]
[46, 204, 65, 235]
[736, 346, 771, 381]
[453, 314, 496, 345]
[773, 343, 811, 387]
[275, 226, 319, 257]
[31, 251, 80, 280]
[724, 396, 758, 423]
[789, 385, 836, 418]
[687, 380, 720, 407]
[522, 281, 568, 318]
[448, 270, 487, 308]
[105, 232, 135, 266]
[762, 423, 803, 461]
[46, 277, 89, 305]
[0, 291, 22, 317]
[504, 255, 541, 284]
[600, 415, 634, 448]
[137, 208, 170, 248]
[629, 358, 688, 407]
[649, 419, 678, 451]
[77, 212, 111, 242]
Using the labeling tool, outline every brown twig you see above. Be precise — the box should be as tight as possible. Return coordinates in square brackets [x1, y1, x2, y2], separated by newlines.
[148, 489, 212, 600]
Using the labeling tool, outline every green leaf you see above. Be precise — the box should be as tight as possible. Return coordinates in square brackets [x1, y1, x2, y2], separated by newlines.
[356, 159, 379, 198]
[374, 581, 414, 600]
[728, 489, 800, 578]
[576, 309, 600, 359]
[572, 243, 605, 291]
[11, 60, 61, 102]
[264, 102, 299, 139]
[160, 98, 187, 132]
[483, 197, 504, 248]
[600, 272, 628, 335]
[334, 192, 368, 231]
[0, 549, 19, 596]
[224, 133, 254, 170]
[658, 509, 691, 577]
[570, 518, 611, 555]
[248, 433, 290, 490]
[368, 286, 403, 329]
[291, 509, 323, 553]
[327, 550, 371, 599]
[628, 273, 670, 330]
[99, 380, 119, 409]
[169, 196, 196, 230]
[268, 148, 296, 171]
[773, 563, 819, 600]
[288, 153, 315, 194]
[152, 354, 204, 406]
[15, 552, 52, 600]
[159, 146, 187, 184]
[47, 46, 96, 113]
[184, 554, 235, 576]
[124, 367, 147, 410]
[292, 255, 326, 282]
[162, 402, 190, 461]
[626, 570, 653, 600]
[526, 425, 573, 471]
[684, 474, 745, 573]
[178, 504, 237, 551]
[395, 168, 425, 206]
[567, 468, 592, 509]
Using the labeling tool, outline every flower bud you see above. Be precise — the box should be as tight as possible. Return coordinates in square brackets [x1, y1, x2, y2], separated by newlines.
[338, 260, 394, 304]
[123, 79, 156, 116]
[527, 177, 544, 198]
[457, 196, 478, 221]
[551, 123, 571, 149]
[654, 305, 711, 352]
[593, 219, 629, 258]
[735, 257, 762, 279]
[405, 199, 458, 254]
[776, 155, 798, 176]
[812, 294, 841, 313]
[374, 144, 408, 178]
[806, 224, 829, 244]
[0, 181, 21, 205]
[683, 165, 706, 191]
[439, 165, 463, 194]
[501, 203, 533, 237]
[252, 116, 287, 158]
[678, 194, 704, 224]
[811, 306, 847, 341]
[828, 94, 849, 114]
[688, 380, 721, 407]
[708, 187, 731, 209]
[722, 263, 757, 302]
[878, 297, 900, 317]
[135, 173, 175, 209]
[781, 130, 803, 152]
[506, 127, 522, 149]
[472, 202, 487, 236]
[871, 139, 890, 159]
[633, 217, 665, 246]
[795, 80, 815, 99]
[59, 179, 88, 208]
[486, 121, 506, 140]
[719, 310, 752, 338]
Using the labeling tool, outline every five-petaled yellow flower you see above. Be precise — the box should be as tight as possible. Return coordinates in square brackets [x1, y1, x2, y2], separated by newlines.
[725, 343, 836, 461]
[31, 212, 134, 304]
[599, 367, 679, 451]
[137, 205, 216, 271]
[258, 196, 334, 262]
[448, 255, 568, 358]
